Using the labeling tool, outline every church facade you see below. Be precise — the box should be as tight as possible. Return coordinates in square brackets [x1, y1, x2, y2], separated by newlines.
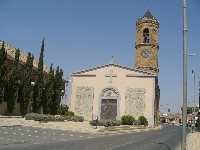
[69, 10, 160, 126]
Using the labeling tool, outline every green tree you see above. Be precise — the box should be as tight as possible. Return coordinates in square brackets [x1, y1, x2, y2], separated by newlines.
[50, 66, 65, 115]
[43, 64, 55, 114]
[187, 106, 199, 114]
[0, 41, 7, 103]
[19, 52, 34, 115]
[33, 39, 45, 113]
[7, 48, 21, 113]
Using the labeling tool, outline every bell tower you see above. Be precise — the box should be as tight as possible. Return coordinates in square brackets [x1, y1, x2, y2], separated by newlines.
[135, 10, 159, 74]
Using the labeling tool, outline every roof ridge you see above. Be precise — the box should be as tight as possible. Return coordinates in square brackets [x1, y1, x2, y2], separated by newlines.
[71, 63, 156, 76]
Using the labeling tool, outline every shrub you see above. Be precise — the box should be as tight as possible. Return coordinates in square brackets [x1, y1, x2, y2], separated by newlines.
[64, 111, 75, 117]
[89, 120, 121, 127]
[121, 115, 135, 125]
[64, 115, 84, 122]
[25, 113, 41, 120]
[138, 116, 148, 126]
[104, 120, 121, 127]
[54, 115, 65, 121]
[57, 105, 69, 115]
[25, 113, 65, 122]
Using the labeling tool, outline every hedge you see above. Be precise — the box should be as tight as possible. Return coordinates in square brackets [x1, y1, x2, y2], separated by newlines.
[138, 116, 148, 126]
[89, 120, 121, 127]
[25, 113, 84, 122]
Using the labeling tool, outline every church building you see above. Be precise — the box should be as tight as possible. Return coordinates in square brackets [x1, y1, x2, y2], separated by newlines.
[69, 10, 160, 126]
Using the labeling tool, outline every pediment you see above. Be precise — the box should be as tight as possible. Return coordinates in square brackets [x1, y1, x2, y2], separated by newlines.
[72, 63, 156, 77]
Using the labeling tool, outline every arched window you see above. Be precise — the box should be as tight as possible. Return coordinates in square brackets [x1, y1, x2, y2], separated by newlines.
[143, 28, 150, 43]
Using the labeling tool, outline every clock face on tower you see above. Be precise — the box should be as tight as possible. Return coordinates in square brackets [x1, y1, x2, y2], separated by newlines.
[141, 49, 151, 59]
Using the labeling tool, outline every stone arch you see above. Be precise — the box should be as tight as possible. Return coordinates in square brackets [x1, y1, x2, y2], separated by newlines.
[98, 87, 120, 120]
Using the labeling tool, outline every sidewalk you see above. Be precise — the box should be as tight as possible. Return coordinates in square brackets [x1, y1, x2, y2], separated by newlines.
[186, 132, 200, 150]
[0, 117, 160, 135]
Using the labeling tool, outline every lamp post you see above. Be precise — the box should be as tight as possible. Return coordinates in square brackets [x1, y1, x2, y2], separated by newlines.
[28, 81, 35, 113]
[182, 0, 189, 149]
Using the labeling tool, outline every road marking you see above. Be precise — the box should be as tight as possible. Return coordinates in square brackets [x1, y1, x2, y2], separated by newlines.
[105, 140, 137, 150]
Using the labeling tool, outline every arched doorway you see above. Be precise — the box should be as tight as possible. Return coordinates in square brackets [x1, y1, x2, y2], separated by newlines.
[100, 88, 120, 120]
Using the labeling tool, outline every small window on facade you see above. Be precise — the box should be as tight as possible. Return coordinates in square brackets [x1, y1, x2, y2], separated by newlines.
[143, 28, 150, 43]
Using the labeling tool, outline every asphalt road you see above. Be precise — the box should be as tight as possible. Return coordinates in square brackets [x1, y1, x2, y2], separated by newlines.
[0, 125, 181, 150]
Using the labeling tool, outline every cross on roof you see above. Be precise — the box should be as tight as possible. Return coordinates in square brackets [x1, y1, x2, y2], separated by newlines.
[105, 70, 117, 83]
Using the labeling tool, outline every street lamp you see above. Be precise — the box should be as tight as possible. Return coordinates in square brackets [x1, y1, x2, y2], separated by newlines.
[31, 81, 35, 86]
[28, 81, 35, 113]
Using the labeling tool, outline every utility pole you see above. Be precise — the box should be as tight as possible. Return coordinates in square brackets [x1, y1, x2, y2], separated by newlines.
[182, 0, 188, 149]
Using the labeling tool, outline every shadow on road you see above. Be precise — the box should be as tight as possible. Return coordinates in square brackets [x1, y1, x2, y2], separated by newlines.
[157, 142, 171, 150]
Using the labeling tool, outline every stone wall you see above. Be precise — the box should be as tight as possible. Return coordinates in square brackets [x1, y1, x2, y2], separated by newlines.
[0, 40, 49, 72]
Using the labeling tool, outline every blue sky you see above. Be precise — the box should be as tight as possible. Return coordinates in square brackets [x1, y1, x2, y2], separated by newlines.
[0, 0, 199, 112]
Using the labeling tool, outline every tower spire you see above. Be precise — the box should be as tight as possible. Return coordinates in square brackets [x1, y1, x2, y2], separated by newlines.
[143, 10, 154, 19]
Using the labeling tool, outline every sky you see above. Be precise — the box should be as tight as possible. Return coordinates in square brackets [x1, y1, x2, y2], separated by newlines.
[0, 0, 199, 112]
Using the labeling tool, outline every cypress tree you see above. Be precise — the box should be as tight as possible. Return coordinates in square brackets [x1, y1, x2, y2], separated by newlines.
[50, 66, 65, 115]
[33, 39, 45, 113]
[49, 66, 59, 114]
[44, 64, 55, 114]
[0, 41, 7, 103]
[7, 48, 20, 113]
[20, 52, 34, 114]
